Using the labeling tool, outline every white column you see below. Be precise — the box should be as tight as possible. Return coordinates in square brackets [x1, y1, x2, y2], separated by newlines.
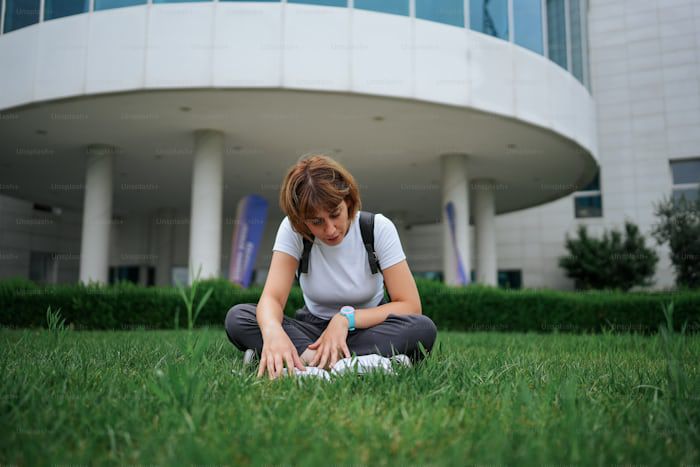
[440, 154, 470, 286]
[79, 144, 114, 284]
[472, 178, 498, 286]
[188, 129, 224, 282]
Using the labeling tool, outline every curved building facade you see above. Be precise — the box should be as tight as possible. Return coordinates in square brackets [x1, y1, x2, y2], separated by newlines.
[0, 0, 607, 287]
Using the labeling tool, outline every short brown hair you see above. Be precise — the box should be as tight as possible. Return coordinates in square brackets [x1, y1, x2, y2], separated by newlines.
[279, 154, 362, 242]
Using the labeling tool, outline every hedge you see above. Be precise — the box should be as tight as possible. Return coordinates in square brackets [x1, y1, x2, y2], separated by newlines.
[0, 277, 698, 334]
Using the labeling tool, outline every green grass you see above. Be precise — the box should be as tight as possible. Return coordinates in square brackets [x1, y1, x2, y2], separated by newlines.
[1, 326, 699, 466]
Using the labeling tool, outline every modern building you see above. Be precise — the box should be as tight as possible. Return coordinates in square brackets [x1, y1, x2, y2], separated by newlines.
[0, 0, 696, 289]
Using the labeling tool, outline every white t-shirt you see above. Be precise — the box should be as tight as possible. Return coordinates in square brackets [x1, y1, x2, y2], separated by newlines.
[271, 211, 406, 320]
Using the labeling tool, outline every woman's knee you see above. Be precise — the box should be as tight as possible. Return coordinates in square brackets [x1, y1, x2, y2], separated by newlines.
[224, 303, 256, 343]
[388, 313, 437, 353]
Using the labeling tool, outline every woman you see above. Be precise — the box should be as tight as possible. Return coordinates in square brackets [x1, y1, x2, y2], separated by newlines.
[224, 154, 437, 380]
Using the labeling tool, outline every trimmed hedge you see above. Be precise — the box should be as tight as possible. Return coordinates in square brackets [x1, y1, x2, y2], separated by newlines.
[0, 277, 698, 333]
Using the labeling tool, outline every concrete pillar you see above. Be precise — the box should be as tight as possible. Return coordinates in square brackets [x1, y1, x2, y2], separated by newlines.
[188, 129, 224, 282]
[79, 144, 114, 284]
[440, 154, 470, 286]
[472, 178, 498, 286]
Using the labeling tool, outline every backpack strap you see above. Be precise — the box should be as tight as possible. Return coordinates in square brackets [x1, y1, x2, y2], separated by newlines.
[359, 211, 382, 274]
[297, 235, 314, 279]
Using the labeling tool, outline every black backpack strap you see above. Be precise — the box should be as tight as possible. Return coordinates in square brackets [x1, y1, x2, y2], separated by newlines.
[297, 236, 314, 279]
[360, 211, 382, 274]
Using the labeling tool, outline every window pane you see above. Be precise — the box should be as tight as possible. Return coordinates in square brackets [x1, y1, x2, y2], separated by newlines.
[95, 0, 146, 11]
[470, 0, 509, 40]
[355, 0, 408, 16]
[223, 0, 279, 2]
[672, 188, 699, 204]
[569, 0, 584, 83]
[546, 0, 567, 70]
[288, 0, 347, 6]
[574, 195, 602, 218]
[513, 0, 543, 54]
[671, 159, 700, 184]
[498, 270, 522, 289]
[416, 0, 464, 27]
[3, 0, 40, 32]
[44, 0, 89, 20]
[152, 0, 210, 3]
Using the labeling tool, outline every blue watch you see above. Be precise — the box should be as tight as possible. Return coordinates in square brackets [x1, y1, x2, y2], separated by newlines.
[340, 306, 356, 331]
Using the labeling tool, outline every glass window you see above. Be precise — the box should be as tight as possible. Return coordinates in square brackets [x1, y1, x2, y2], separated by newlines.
[671, 159, 700, 185]
[3, 0, 40, 32]
[498, 270, 522, 289]
[95, 0, 146, 11]
[670, 158, 700, 204]
[546, 0, 568, 70]
[574, 195, 602, 218]
[415, 0, 464, 27]
[574, 170, 602, 218]
[288, 0, 347, 7]
[513, 0, 543, 54]
[569, 0, 584, 83]
[355, 0, 408, 17]
[44, 0, 89, 20]
[223, 0, 279, 2]
[470, 0, 509, 40]
[152, 0, 210, 3]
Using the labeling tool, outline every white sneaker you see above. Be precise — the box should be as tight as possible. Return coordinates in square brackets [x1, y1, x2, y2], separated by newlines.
[390, 354, 412, 368]
[243, 349, 257, 367]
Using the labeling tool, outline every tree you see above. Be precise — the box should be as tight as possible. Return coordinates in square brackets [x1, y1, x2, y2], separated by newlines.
[652, 193, 700, 289]
[559, 221, 658, 291]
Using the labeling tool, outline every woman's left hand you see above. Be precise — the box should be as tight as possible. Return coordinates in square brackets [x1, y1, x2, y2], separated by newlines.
[307, 315, 351, 370]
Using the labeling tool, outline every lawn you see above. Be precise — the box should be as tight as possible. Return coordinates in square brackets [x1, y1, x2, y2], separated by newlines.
[1, 324, 699, 466]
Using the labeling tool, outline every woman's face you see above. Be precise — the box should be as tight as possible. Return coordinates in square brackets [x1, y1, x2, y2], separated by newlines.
[304, 199, 350, 245]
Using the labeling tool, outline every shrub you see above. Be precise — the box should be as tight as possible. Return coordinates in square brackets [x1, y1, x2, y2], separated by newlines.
[652, 194, 700, 289]
[559, 221, 658, 291]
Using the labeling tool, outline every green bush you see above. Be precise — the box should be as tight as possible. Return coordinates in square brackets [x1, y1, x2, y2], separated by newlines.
[559, 221, 658, 291]
[1, 277, 698, 334]
[653, 194, 700, 289]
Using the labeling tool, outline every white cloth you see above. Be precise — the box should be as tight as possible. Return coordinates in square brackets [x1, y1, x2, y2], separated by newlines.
[271, 211, 406, 320]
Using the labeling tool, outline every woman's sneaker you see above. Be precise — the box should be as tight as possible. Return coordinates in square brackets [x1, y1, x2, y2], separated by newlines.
[331, 354, 411, 376]
[243, 349, 257, 367]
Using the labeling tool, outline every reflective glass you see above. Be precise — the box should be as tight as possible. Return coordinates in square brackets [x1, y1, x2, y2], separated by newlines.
[95, 0, 146, 11]
[574, 195, 602, 218]
[223, 0, 279, 2]
[546, 0, 567, 70]
[470, 0, 508, 40]
[416, 0, 464, 27]
[569, 0, 584, 83]
[513, 0, 543, 54]
[44, 0, 89, 20]
[288, 0, 347, 6]
[672, 188, 699, 204]
[671, 159, 700, 184]
[153, 0, 210, 3]
[3, 0, 40, 32]
[355, 0, 408, 16]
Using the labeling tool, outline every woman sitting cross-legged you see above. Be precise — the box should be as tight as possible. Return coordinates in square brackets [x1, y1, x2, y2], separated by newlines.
[224, 154, 437, 380]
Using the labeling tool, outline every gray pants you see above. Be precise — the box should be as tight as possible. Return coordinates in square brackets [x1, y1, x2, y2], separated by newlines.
[224, 299, 437, 363]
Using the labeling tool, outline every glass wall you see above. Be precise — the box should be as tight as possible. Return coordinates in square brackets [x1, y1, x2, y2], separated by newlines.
[415, 0, 464, 27]
[288, 0, 347, 7]
[0, 0, 589, 92]
[354, 0, 408, 17]
[3, 0, 40, 32]
[470, 0, 509, 40]
[546, 0, 568, 70]
[569, 0, 584, 83]
[44, 0, 89, 20]
[513, 0, 543, 54]
[95, 0, 146, 11]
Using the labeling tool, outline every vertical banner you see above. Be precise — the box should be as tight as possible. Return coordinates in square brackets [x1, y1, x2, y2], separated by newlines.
[229, 194, 268, 288]
[445, 201, 469, 285]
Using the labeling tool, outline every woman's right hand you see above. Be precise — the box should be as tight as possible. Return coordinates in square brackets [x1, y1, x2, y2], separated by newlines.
[257, 325, 306, 380]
